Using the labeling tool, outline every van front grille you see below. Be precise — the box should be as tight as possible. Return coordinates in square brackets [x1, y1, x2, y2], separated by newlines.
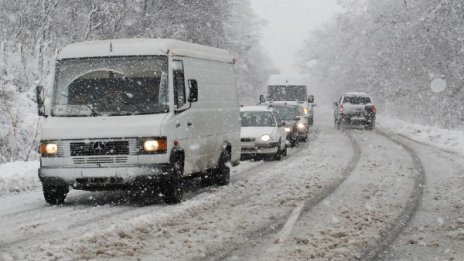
[73, 156, 128, 165]
[70, 141, 129, 156]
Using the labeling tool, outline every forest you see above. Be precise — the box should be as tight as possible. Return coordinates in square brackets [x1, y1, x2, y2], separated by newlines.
[299, 0, 464, 128]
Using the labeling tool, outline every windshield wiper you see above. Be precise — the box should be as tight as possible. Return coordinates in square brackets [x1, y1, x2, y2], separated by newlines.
[83, 104, 103, 116]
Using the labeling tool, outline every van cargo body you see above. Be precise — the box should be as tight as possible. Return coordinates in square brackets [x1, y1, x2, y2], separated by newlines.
[37, 39, 241, 204]
[264, 74, 315, 126]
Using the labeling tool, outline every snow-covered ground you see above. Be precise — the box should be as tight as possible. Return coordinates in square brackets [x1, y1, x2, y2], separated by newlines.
[378, 116, 464, 156]
[0, 161, 39, 196]
[0, 113, 463, 260]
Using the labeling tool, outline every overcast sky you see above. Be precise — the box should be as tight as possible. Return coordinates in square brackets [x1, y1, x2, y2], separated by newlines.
[250, 0, 343, 74]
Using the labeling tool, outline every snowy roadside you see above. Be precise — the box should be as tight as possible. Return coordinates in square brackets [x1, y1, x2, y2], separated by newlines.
[0, 161, 40, 196]
[377, 116, 464, 156]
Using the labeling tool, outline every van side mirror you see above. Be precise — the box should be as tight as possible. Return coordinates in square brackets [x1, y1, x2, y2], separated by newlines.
[36, 85, 47, 117]
[259, 95, 265, 104]
[308, 95, 315, 103]
[334, 102, 339, 107]
[188, 79, 198, 103]
[279, 122, 286, 127]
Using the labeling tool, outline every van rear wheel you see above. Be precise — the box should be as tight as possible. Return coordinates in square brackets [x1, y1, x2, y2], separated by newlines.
[214, 149, 231, 186]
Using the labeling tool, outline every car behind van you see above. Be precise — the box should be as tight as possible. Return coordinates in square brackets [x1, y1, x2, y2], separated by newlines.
[36, 39, 241, 204]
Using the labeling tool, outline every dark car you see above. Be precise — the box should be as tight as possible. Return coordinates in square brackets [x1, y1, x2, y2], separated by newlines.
[334, 92, 376, 130]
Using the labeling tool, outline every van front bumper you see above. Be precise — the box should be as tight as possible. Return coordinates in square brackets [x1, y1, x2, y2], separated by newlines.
[39, 164, 172, 190]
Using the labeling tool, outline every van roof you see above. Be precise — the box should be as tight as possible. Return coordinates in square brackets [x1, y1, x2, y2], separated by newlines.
[345, 92, 370, 97]
[57, 39, 235, 63]
[268, 74, 307, 86]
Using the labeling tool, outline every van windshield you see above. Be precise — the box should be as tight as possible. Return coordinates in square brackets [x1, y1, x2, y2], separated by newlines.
[267, 85, 307, 102]
[52, 56, 169, 117]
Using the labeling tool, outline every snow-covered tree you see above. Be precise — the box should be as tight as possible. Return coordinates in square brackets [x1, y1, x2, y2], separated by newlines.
[0, 0, 275, 162]
[299, 0, 464, 129]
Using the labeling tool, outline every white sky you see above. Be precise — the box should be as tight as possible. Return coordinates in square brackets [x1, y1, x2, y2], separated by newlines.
[250, 0, 343, 74]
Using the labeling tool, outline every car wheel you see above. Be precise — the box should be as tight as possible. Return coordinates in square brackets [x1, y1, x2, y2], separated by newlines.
[366, 120, 376, 131]
[282, 145, 288, 157]
[43, 184, 68, 205]
[164, 159, 184, 204]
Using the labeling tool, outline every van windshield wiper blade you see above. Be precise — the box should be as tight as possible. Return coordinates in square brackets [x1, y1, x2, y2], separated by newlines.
[82, 104, 103, 116]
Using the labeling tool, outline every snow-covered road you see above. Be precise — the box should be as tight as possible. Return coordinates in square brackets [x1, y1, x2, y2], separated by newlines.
[1, 117, 463, 261]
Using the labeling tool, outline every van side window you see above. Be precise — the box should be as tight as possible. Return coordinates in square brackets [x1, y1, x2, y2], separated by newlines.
[173, 60, 186, 108]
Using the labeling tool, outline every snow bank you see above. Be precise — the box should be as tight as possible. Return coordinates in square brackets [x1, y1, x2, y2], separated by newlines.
[0, 161, 40, 195]
[378, 116, 464, 156]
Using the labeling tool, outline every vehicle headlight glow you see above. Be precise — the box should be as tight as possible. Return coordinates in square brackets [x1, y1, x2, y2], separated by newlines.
[142, 138, 168, 154]
[261, 135, 271, 142]
[40, 143, 58, 156]
[285, 127, 291, 133]
[297, 122, 306, 130]
[304, 107, 309, 115]
[144, 140, 160, 152]
[46, 144, 58, 155]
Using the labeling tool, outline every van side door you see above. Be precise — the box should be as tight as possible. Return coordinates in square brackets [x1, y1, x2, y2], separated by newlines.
[172, 60, 193, 174]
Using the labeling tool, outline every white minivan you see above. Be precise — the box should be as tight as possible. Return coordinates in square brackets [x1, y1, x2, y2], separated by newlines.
[36, 39, 241, 204]
[259, 74, 316, 126]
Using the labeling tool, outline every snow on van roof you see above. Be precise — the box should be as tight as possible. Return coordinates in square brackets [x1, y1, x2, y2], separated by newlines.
[267, 74, 307, 86]
[57, 39, 235, 63]
[240, 106, 273, 112]
[345, 92, 370, 97]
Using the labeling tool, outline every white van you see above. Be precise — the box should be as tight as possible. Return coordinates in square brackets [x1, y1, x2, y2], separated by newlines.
[36, 39, 241, 204]
[259, 74, 315, 126]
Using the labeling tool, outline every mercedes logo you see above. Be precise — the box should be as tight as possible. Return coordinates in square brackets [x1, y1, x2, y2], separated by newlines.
[93, 142, 106, 155]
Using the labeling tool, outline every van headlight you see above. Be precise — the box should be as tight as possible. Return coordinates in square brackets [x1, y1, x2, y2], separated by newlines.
[140, 138, 168, 154]
[297, 122, 306, 130]
[40, 143, 58, 156]
[261, 135, 271, 142]
[285, 127, 292, 133]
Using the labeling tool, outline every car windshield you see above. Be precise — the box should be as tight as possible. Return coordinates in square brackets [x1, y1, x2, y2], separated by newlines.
[241, 111, 276, 127]
[271, 106, 301, 121]
[52, 56, 169, 117]
[267, 85, 307, 101]
[343, 96, 371, 105]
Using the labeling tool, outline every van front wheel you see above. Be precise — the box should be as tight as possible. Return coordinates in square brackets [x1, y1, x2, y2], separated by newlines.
[164, 160, 184, 204]
[43, 184, 68, 205]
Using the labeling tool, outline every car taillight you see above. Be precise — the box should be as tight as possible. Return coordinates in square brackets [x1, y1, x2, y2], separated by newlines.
[339, 105, 344, 114]
[372, 105, 377, 113]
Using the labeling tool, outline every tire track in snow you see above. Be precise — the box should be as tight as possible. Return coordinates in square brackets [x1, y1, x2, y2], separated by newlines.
[360, 129, 426, 261]
[196, 131, 361, 261]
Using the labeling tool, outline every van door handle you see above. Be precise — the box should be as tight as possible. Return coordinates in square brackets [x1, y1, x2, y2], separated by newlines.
[187, 122, 193, 127]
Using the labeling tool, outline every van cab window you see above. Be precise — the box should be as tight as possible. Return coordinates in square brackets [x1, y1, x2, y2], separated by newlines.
[173, 60, 186, 108]
[52, 56, 168, 117]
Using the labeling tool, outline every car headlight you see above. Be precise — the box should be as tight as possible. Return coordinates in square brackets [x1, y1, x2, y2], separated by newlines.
[40, 143, 58, 156]
[297, 122, 306, 130]
[141, 138, 168, 154]
[285, 127, 292, 133]
[261, 135, 271, 142]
